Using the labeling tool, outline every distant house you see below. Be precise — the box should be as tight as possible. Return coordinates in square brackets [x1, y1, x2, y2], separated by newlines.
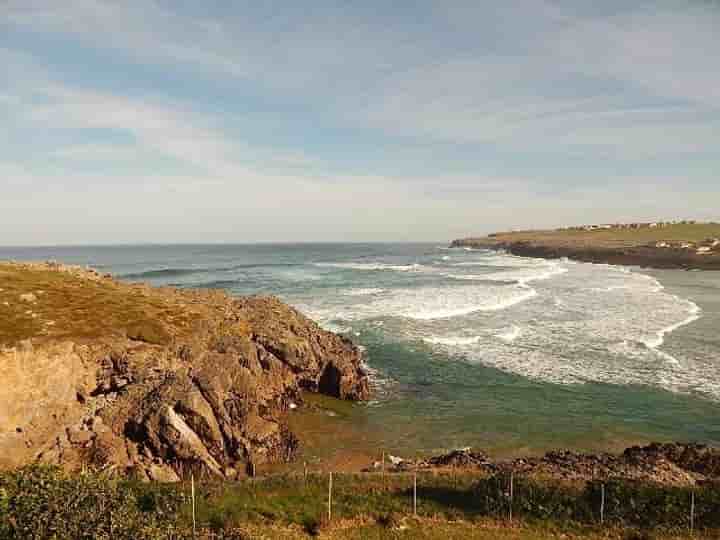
[655, 241, 669, 248]
[697, 246, 712, 254]
[680, 242, 693, 249]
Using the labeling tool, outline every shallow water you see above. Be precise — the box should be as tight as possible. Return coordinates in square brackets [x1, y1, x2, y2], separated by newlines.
[2, 243, 718, 456]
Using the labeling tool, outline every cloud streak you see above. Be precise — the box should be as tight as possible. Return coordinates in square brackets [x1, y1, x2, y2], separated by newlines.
[1, 1, 719, 244]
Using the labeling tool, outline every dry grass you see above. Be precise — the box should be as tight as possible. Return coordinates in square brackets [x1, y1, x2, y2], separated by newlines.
[475, 223, 720, 249]
[0, 264, 202, 348]
[221, 519, 711, 539]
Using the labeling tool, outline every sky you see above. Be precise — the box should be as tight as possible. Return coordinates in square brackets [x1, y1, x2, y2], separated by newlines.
[1, 0, 719, 245]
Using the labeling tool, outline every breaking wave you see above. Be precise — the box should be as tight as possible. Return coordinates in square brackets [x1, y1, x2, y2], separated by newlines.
[314, 262, 424, 272]
[342, 288, 386, 296]
[424, 336, 482, 346]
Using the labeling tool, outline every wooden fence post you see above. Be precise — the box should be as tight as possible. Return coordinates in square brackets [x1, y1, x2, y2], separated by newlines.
[413, 468, 418, 516]
[381, 452, 385, 488]
[191, 473, 196, 539]
[303, 461, 308, 487]
[328, 472, 333, 522]
[600, 483, 605, 525]
[509, 472, 514, 521]
[690, 489, 695, 533]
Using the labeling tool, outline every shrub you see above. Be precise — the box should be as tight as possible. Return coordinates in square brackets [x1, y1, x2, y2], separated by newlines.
[0, 465, 188, 539]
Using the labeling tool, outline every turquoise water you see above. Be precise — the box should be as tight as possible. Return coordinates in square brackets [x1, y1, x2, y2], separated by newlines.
[2, 243, 718, 456]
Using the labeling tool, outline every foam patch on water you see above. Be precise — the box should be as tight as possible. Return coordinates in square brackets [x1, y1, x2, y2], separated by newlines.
[314, 262, 423, 272]
[424, 335, 482, 346]
[342, 288, 386, 296]
[369, 284, 538, 320]
[641, 304, 701, 349]
[496, 325, 522, 342]
[471, 260, 568, 283]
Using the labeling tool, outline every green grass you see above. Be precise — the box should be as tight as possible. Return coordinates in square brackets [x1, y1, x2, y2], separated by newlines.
[0, 263, 208, 348]
[473, 223, 720, 249]
[3, 465, 719, 539]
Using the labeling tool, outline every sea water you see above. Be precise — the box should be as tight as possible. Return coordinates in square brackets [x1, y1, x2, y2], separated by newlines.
[2, 243, 718, 456]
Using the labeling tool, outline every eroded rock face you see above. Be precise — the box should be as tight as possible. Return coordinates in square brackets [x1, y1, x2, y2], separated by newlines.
[0, 263, 369, 481]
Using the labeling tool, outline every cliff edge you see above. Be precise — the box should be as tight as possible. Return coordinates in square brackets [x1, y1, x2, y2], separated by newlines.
[0, 261, 369, 481]
[452, 223, 720, 270]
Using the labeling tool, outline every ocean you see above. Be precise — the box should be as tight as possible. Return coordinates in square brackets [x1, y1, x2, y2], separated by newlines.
[2, 243, 719, 457]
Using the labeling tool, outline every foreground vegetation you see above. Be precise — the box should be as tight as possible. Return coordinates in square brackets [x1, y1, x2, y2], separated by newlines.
[1, 465, 719, 539]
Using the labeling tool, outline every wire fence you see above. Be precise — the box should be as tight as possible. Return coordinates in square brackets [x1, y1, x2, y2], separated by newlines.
[189, 465, 720, 533]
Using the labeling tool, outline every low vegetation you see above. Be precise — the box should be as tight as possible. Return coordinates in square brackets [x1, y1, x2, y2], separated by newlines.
[2, 465, 718, 539]
[466, 222, 720, 250]
[0, 263, 198, 348]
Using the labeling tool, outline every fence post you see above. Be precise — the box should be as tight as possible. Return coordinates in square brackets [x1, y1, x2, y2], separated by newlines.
[381, 452, 385, 488]
[509, 472, 514, 521]
[303, 461, 308, 487]
[191, 473, 196, 540]
[413, 468, 418, 517]
[328, 472, 333, 522]
[600, 483, 605, 525]
[690, 489, 695, 533]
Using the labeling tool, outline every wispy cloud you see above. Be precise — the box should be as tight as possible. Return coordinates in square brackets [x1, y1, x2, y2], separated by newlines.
[1, 1, 719, 244]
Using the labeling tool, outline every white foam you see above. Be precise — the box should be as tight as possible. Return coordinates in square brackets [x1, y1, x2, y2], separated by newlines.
[641, 304, 701, 349]
[314, 262, 424, 272]
[292, 251, 715, 401]
[496, 325, 522, 342]
[482, 265, 569, 286]
[443, 273, 497, 281]
[321, 322, 351, 334]
[342, 288, 386, 296]
[441, 255, 451, 261]
[375, 285, 538, 320]
[424, 335, 482, 346]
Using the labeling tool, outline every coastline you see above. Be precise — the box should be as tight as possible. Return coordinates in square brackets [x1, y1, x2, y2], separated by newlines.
[0, 260, 369, 478]
[2, 256, 719, 488]
[450, 238, 720, 270]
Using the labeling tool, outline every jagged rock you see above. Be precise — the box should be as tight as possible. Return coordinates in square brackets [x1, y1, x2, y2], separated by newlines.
[0, 262, 369, 480]
[147, 463, 181, 483]
[415, 443, 720, 486]
[67, 427, 94, 446]
[425, 448, 492, 469]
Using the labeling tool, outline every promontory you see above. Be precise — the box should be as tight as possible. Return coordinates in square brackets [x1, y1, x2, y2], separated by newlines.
[0, 261, 369, 481]
[452, 221, 720, 270]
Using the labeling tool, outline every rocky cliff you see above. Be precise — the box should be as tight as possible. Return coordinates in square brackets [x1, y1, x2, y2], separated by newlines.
[0, 262, 369, 481]
[451, 236, 720, 270]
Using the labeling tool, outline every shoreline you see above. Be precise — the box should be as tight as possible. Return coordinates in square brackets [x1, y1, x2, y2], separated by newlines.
[450, 238, 720, 271]
[2, 258, 719, 489]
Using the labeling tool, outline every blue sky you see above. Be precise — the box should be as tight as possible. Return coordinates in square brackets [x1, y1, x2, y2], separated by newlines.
[1, 0, 719, 245]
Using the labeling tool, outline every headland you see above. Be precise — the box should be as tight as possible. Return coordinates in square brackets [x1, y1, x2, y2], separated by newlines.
[452, 221, 720, 270]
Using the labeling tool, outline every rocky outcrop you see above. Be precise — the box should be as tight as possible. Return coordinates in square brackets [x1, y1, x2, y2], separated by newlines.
[451, 238, 720, 270]
[390, 443, 720, 486]
[0, 262, 369, 481]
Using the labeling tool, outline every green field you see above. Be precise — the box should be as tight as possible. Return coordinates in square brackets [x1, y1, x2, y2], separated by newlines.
[465, 223, 720, 249]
